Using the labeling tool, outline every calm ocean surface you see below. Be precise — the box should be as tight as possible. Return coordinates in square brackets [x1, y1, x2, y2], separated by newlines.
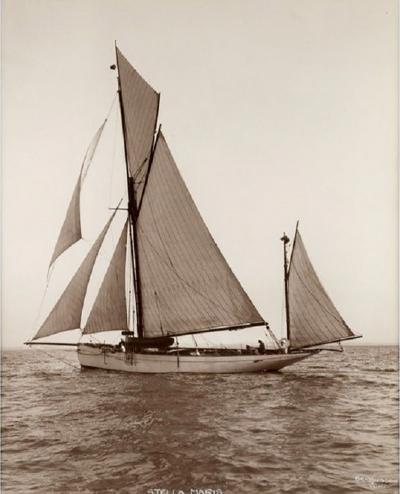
[2, 346, 398, 494]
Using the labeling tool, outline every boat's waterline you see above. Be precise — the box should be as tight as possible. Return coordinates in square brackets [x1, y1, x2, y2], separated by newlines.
[77, 344, 313, 373]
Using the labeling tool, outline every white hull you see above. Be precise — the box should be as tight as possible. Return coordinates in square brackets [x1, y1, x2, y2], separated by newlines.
[77, 344, 313, 374]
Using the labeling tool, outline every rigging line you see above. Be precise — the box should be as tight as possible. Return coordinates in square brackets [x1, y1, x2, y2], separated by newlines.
[106, 92, 118, 120]
[126, 244, 133, 331]
[31, 273, 52, 335]
[80, 119, 113, 242]
[137, 224, 243, 321]
[132, 157, 149, 182]
[89, 334, 108, 345]
[46, 260, 55, 284]
[81, 93, 117, 183]
[81, 122, 106, 182]
[34, 347, 81, 370]
[291, 263, 349, 327]
[84, 333, 101, 344]
[106, 166, 128, 253]
[107, 95, 119, 211]
[280, 283, 285, 338]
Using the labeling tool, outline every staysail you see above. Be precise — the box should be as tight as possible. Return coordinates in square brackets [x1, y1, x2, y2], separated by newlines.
[116, 48, 159, 201]
[49, 121, 107, 268]
[136, 131, 265, 338]
[83, 220, 129, 334]
[33, 211, 116, 340]
[287, 229, 357, 349]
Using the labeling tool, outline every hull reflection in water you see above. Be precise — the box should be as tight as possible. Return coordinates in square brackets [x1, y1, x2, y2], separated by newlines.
[78, 344, 313, 373]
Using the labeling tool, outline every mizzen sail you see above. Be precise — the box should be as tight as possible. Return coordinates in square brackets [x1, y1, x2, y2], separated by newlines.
[83, 220, 129, 334]
[136, 131, 265, 338]
[49, 121, 107, 268]
[288, 230, 357, 349]
[33, 211, 116, 340]
[116, 48, 159, 201]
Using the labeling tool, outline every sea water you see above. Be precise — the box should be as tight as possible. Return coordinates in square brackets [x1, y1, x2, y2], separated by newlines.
[2, 346, 398, 493]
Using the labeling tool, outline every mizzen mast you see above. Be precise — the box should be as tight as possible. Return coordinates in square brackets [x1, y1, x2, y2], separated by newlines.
[281, 221, 299, 346]
[281, 232, 291, 343]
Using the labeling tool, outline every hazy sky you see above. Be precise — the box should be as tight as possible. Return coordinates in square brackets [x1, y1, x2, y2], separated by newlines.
[2, 0, 398, 348]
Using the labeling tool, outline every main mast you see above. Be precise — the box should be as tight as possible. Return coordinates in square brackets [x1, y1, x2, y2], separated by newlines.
[114, 49, 144, 338]
[112, 47, 265, 342]
[114, 45, 160, 339]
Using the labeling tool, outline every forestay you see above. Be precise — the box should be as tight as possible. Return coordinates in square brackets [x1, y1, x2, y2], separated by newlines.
[49, 121, 107, 268]
[288, 230, 356, 349]
[33, 211, 116, 340]
[136, 131, 265, 338]
[84, 220, 129, 334]
[116, 48, 159, 201]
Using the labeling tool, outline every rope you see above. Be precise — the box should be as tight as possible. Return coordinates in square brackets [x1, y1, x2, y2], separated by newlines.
[132, 158, 148, 182]
[31, 274, 52, 337]
[280, 283, 285, 338]
[127, 248, 133, 331]
[108, 94, 119, 213]
[34, 347, 81, 370]
[106, 93, 117, 120]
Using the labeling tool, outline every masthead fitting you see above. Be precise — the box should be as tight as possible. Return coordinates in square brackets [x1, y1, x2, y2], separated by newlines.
[281, 234, 290, 244]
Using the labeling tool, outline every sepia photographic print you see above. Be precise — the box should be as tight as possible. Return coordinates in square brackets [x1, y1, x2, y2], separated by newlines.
[2, 1, 398, 493]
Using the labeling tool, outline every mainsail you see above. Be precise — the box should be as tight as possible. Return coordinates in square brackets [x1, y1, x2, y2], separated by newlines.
[83, 220, 129, 334]
[116, 48, 159, 201]
[287, 229, 357, 349]
[33, 211, 116, 340]
[49, 121, 107, 268]
[136, 131, 265, 338]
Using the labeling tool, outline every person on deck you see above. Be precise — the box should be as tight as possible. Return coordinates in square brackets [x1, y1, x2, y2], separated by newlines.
[116, 339, 125, 352]
[258, 340, 266, 354]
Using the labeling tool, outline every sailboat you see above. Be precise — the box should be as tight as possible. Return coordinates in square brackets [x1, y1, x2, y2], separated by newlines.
[25, 47, 361, 373]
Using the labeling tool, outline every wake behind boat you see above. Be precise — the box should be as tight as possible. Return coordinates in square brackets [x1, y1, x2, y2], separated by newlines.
[26, 46, 361, 373]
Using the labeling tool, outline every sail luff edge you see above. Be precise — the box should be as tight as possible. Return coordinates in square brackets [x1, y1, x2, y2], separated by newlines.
[137, 122, 161, 214]
[287, 220, 299, 277]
